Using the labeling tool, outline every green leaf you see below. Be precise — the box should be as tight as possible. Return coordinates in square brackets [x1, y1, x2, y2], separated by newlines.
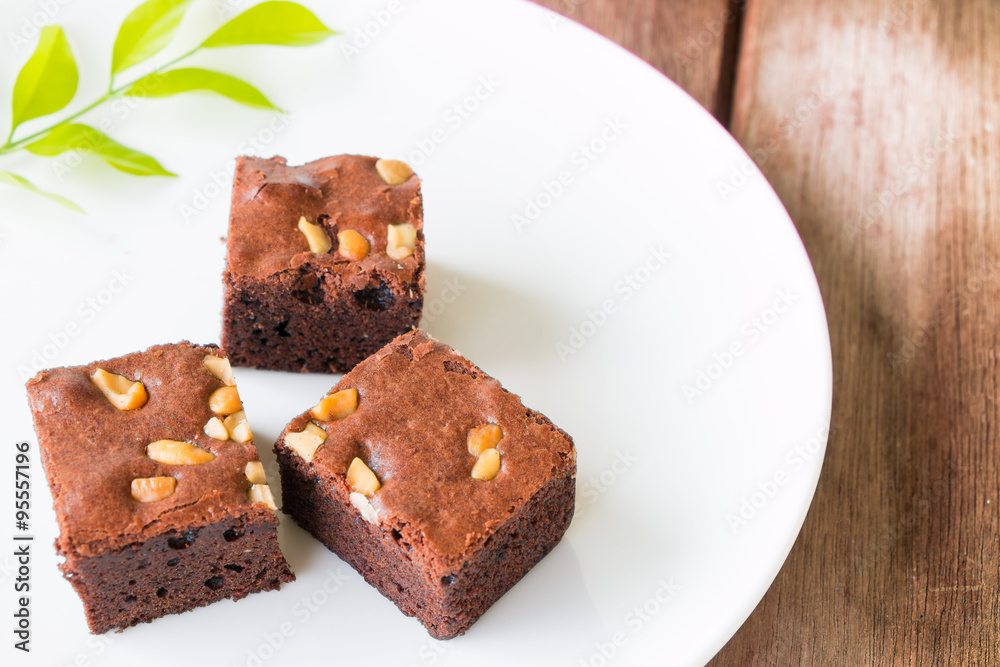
[25, 123, 176, 177]
[122, 68, 282, 110]
[0, 171, 84, 212]
[10, 26, 78, 134]
[111, 0, 193, 76]
[201, 1, 335, 48]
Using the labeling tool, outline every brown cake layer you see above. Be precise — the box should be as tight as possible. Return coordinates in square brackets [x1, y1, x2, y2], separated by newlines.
[26, 342, 294, 633]
[275, 330, 576, 638]
[68, 516, 288, 634]
[222, 155, 425, 373]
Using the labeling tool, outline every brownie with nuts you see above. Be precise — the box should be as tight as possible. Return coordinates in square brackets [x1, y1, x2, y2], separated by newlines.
[26, 342, 294, 634]
[275, 330, 576, 639]
[222, 154, 425, 374]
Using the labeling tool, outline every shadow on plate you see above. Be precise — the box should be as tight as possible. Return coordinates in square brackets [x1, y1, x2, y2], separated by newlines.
[419, 262, 564, 368]
[250, 428, 325, 573]
[456, 540, 604, 658]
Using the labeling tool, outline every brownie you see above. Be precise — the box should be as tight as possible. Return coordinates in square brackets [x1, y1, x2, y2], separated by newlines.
[274, 330, 576, 639]
[25, 342, 294, 634]
[222, 154, 425, 374]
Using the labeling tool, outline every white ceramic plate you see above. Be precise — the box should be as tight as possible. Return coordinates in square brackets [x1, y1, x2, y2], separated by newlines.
[0, 0, 832, 665]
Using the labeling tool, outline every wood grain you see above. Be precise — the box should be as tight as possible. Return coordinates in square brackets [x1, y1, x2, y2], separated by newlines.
[711, 0, 1000, 663]
[530, 0, 741, 120]
[532, 0, 998, 661]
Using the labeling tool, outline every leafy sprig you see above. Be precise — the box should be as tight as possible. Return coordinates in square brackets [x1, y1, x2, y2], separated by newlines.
[0, 0, 336, 212]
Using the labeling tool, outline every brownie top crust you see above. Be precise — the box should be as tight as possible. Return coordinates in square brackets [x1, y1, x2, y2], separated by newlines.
[27, 343, 271, 558]
[282, 330, 577, 560]
[228, 155, 424, 289]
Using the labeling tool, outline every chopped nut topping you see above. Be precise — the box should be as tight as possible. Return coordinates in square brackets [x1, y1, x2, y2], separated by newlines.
[311, 388, 359, 421]
[467, 424, 504, 456]
[147, 440, 216, 465]
[337, 229, 370, 261]
[284, 421, 328, 462]
[203, 354, 235, 385]
[347, 457, 380, 496]
[386, 223, 416, 260]
[203, 416, 229, 441]
[131, 476, 176, 502]
[91, 368, 148, 410]
[375, 159, 413, 186]
[248, 484, 277, 510]
[350, 491, 380, 524]
[245, 461, 267, 485]
[209, 386, 242, 416]
[224, 410, 253, 443]
[471, 448, 501, 480]
[298, 216, 332, 254]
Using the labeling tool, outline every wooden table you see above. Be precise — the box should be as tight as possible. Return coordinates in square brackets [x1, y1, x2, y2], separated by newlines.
[533, 0, 1000, 663]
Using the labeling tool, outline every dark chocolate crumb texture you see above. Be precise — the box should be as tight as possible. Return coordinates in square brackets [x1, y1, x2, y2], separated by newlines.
[275, 330, 577, 639]
[223, 155, 425, 374]
[25, 342, 294, 634]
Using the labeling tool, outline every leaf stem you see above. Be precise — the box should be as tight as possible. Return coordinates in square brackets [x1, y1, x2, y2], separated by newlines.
[148, 45, 200, 77]
[0, 45, 201, 156]
[2, 95, 111, 154]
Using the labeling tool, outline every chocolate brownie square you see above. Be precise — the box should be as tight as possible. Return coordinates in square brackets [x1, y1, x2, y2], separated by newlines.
[274, 330, 576, 638]
[25, 342, 294, 634]
[222, 155, 425, 373]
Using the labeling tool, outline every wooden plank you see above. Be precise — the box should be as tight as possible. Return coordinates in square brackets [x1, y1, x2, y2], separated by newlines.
[530, 0, 741, 120]
[714, 0, 1000, 663]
